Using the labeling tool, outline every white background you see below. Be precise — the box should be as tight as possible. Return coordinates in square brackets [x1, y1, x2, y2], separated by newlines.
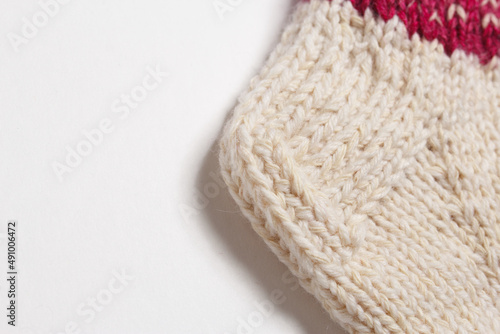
[0, 0, 347, 333]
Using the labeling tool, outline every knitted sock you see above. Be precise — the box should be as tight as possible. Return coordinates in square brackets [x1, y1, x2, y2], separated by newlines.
[219, 1, 500, 333]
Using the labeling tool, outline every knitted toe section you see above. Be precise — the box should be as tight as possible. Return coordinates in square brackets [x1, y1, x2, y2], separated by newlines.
[220, 1, 500, 333]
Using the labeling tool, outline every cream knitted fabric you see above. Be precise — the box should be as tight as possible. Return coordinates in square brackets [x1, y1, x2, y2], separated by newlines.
[219, 0, 500, 333]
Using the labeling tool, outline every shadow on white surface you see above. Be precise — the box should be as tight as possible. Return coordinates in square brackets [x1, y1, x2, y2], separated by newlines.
[196, 2, 346, 332]
[197, 135, 347, 334]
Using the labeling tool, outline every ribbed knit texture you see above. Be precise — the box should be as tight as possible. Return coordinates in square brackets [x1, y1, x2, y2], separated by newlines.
[219, 1, 500, 333]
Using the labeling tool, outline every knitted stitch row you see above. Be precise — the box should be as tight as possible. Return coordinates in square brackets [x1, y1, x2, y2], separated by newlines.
[306, 0, 500, 63]
[220, 1, 500, 332]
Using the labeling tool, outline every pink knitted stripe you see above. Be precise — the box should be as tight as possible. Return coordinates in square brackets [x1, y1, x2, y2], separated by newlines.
[304, 0, 500, 64]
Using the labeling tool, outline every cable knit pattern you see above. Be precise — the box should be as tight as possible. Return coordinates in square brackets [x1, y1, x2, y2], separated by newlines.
[219, 0, 500, 333]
